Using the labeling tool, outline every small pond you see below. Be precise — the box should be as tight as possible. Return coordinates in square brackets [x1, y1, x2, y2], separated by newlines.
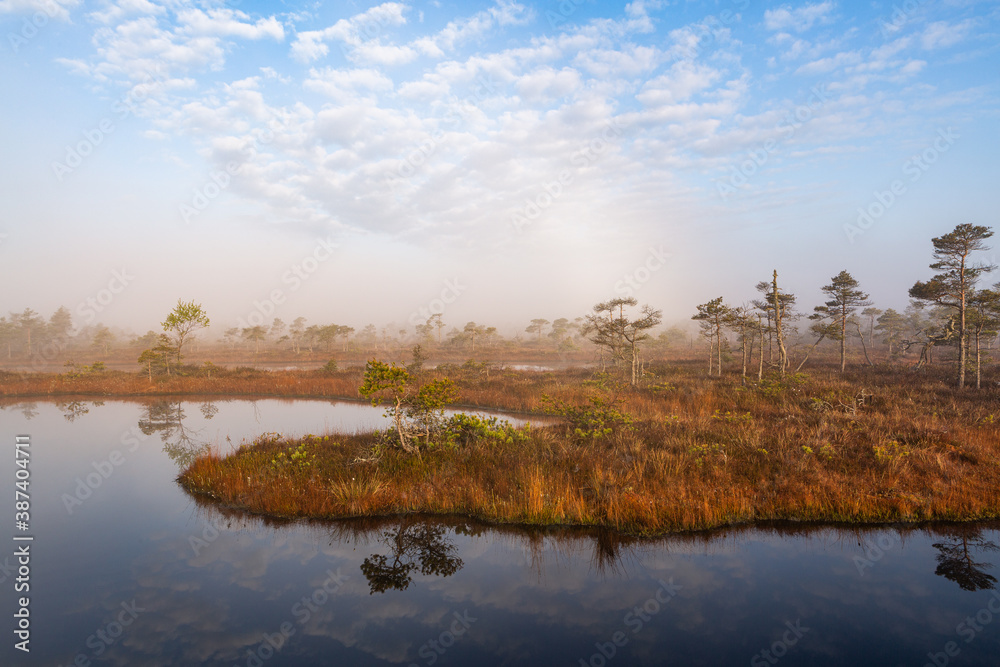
[0, 398, 997, 666]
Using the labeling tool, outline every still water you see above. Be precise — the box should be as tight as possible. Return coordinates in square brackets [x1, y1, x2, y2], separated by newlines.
[0, 398, 998, 666]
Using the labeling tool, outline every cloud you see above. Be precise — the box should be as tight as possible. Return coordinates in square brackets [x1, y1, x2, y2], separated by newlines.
[795, 50, 861, 75]
[176, 8, 285, 42]
[636, 61, 720, 107]
[0, 0, 78, 21]
[573, 45, 660, 78]
[57, 5, 288, 88]
[920, 19, 977, 50]
[290, 0, 531, 66]
[516, 66, 582, 101]
[764, 2, 835, 32]
[304, 67, 394, 102]
[289, 2, 409, 63]
[41, 0, 996, 255]
[88, 0, 164, 25]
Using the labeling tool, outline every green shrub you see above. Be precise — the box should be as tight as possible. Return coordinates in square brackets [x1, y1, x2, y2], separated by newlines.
[541, 394, 633, 443]
[442, 413, 528, 448]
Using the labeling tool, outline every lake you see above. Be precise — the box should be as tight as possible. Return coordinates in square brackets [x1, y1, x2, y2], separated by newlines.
[1, 398, 998, 666]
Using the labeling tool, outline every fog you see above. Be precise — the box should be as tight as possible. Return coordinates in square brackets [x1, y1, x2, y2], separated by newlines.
[2, 0, 998, 338]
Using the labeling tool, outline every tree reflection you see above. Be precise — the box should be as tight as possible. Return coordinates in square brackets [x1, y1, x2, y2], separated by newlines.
[932, 529, 999, 591]
[360, 520, 464, 594]
[138, 400, 213, 467]
[16, 402, 37, 420]
[56, 400, 93, 421]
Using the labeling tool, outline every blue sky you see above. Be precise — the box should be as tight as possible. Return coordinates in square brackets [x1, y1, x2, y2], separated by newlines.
[1, 0, 998, 335]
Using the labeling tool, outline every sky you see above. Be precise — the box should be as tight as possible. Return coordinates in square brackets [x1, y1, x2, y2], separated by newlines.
[1, 0, 998, 337]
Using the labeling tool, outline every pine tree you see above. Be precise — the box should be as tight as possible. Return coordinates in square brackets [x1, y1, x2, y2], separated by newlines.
[909, 224, 995, 388]
[815, 270, 872, 372]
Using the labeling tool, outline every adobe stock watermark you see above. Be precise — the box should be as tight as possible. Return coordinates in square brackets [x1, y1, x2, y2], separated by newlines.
[5, 0, 65, 54]
[232, 568, 349, 667]
[545, 0, 587, 28]
[51, 70, 163, 181]
[237, 236, 338, 329]
[922, 590, 1000, 667]
[614, 246, 671, 297]
[408, 610, 477, 666]
[717, 84, 832, 200]
[843, 127, 959, 243]
[179, 162, 242, 224]
[852, 529, 901, 576]
[878, 0, 929, 38]
[61, 424, 149, 515]
[577, 578, 681, 666]
[337, 6, 404, 60]
[672, 0, 751, 61]
[750, 620, 810, 666]
[57, 599, 146, 667]
[181, 118, 281, 224]
[384, 75, 498, 193]
[407, 278, 467, 327]
[30, 267, 134, 371]
[510, 118, 623, 233]
[189, 513, 228, 557]
[77, 267, 134, 325]
[0, 554, 14, 586]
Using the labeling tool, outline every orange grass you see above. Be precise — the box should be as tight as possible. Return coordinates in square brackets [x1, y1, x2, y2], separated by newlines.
[172, 362, 1000, 534]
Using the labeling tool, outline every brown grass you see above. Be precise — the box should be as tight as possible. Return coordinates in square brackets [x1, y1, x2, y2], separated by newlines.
[172, 361, 1000, 534]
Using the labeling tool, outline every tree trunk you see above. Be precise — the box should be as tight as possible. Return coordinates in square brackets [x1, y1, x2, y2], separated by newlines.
[854, 322, 873, 367]
[741, 326, 748, 383]
[772, 271, 788, 377]
[975, 329, 981, 390]
[839, 312, 847, 372]
[915, 341, 934, 370]
[958, 258, 967, 388]
[394, 396, 414, 455]
[795, 333, 827, 373]
[757, 316, 764, 381]
[707, 335, 713, 376]
[716, 321, 723, 377]
[767, 313, 773, 363]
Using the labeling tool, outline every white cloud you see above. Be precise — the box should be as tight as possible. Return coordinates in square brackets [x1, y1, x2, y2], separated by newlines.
[350, 41, 418, 66]
[573, 45, 660, 78]
[42, 0, 993, 253]
[795, 50, 861, 75]
[304, 67, 394, 102]
[88, 0, 163, 25]
[0, 0, 78, 21]
[516, 66, 582, 100]
[290, 1, 530, 67]
[176, 8, 284, 42]
[921, 19, 977, 50]
[397, 78, 452, 101]
[636, 61, 719, 107]
[898, 60, 926, 77]
[764, 2, 835, 32]
[289, 2, 409, 63]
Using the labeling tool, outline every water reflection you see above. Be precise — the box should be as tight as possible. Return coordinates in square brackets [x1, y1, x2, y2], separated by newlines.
[932, 527, 999, 591]
[359, 519, 465, 594]
[137, 400, 214, 467]
[2, 398, 1000, 666]
[56, 399, 103, 421]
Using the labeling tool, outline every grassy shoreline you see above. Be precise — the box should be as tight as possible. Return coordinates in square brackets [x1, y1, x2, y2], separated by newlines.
[3, 363, 998, 534]
[170, 363, 1000, 534]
